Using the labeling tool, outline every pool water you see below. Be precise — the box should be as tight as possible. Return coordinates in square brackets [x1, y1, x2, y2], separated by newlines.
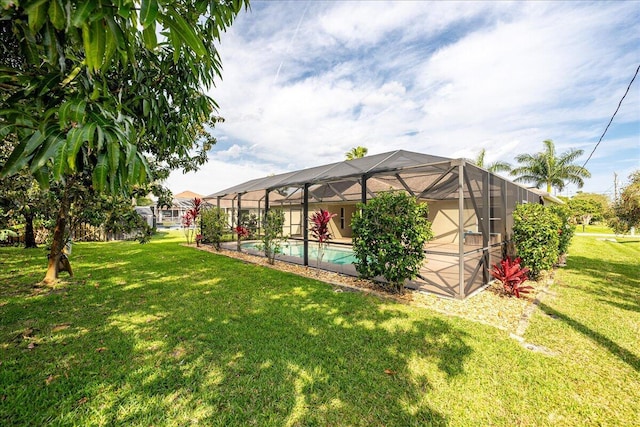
[241, 241, 357, 265]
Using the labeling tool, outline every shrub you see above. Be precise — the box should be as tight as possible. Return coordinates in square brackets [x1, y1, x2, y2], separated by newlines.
[181, 198, 202, 244]
[135, 223, 154, 244]
[200, 207, 229, 250]
[352, 191, 433, 293]
[240, 213, 259, 239]
[234, 225, 249, 251]
[491, 256, 532, 298]
[260, 209, 286, 264]
[608, 171, 640, 235]
[512, 203, 561, 280]
[548, 204, 574, 256]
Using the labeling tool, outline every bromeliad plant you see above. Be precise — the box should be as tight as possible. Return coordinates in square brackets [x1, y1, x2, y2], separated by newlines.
[310, 209, 337, 267]
[491, 256, 533, 298]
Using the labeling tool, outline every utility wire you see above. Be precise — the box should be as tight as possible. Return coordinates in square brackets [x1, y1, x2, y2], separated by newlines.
[581, 64, 640, 169]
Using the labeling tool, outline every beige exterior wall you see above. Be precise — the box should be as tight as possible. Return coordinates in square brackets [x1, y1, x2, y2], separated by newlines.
[278, 200, 482, 245]
[284, 208, 302, 236]
[305, 203, 358, 240]
[427, 200, 477, 244]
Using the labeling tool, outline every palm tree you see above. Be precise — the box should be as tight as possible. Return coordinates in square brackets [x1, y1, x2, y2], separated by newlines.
[474, 148, 512, 173]
[345, 146, 368, 160]
[510, 139, 591, 193]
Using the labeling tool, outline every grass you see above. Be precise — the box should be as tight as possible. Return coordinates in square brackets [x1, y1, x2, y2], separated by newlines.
[1, 232, 638, 426]
[574, 223, 614, 234]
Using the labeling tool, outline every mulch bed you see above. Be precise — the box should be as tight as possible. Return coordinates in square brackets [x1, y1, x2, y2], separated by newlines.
[191, 243, 553, 334]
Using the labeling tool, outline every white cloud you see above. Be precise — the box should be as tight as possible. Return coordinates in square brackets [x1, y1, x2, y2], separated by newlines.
[170, 1, 640, 198]
[166, 159, 285, 197]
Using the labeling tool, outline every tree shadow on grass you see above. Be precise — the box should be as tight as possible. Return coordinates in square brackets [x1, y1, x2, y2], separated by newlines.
[537, 302, 639, 373]
[0, 241, 477, 426]
[561, 255, 640, 312]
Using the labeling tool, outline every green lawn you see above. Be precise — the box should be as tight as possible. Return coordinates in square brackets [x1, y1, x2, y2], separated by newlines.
[574, 223, 614, 234]
[1, 233, 638, 426]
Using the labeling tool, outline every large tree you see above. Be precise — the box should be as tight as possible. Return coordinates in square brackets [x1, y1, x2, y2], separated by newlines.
[609, 171, 640, 234]
[473, 148, 511, 173]
[568, 192, 610, 229]
[510, 139, 591, 193]
[0, 0, 248, 283]
[0, 135, 56, 248]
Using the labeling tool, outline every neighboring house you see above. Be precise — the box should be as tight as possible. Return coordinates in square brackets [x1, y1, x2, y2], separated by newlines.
[207, 150, 561, 299]
[156, 191, 205, 228]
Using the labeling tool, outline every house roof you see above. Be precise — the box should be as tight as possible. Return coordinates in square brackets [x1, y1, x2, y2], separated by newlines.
[174, 190, 203, 199]
[207, 150, 452, 199]
[528, 188, 565, 205]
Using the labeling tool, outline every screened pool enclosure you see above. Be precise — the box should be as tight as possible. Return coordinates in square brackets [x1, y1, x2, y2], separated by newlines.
[206, 150, 552, 299]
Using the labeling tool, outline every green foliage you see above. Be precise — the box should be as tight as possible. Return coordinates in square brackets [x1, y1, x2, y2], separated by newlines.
[609, 171, 640, 235]
[474, 148, 511, 173]
[136, 197, 154, 206]
[352, 191, 433, 293]
[0, 0, 248, 280]
[135, 223, 154, 244]
[548, 204, 575, 255]
[568, 192, 610, 227]
[239, 213, 259, 239]
[105, 204, 152, 244]
[201, 207, 229, 250]
[0, 0, 247, 191]
[511, 139, 591, 193]
[345, 146, 368, 160]
[512, 203, 561, 279]
[259, 209, 286, 264]
[0, 136, 56, 248]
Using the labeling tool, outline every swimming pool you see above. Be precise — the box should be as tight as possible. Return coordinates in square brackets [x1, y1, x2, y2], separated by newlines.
[241, 241, 357, 265]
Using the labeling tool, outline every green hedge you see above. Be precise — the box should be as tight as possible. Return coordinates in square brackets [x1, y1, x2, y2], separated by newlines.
[512, 203, 561, 279]
[548, 204, 574, 256]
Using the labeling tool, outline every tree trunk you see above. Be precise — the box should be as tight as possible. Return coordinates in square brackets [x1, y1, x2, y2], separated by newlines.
[43, 184, 72, 284]
[23, 209, 37, 248]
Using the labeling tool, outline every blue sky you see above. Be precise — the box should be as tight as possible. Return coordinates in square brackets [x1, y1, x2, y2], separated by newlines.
[167, 1, 640, 199]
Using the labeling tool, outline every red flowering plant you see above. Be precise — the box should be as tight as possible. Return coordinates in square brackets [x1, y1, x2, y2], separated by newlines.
[182, 211, 195, 244]
[491, 256, 533, 298]
[182, 198, 202, 244]
[234, 225, 249, 251]
[310, 209, 337, 267]
[234, 225, 249, 238]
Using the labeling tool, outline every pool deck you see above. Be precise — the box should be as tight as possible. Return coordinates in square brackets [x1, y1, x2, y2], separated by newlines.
[222, 240, 495, 299]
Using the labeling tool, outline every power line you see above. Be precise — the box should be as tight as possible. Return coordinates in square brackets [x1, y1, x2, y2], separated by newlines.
[581, 64, 640, 169]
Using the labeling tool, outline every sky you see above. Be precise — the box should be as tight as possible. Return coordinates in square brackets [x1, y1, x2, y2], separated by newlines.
[166, 0, 640, 200]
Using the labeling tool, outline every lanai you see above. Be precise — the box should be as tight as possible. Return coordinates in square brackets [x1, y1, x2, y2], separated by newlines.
[206, 150, 546, 299]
